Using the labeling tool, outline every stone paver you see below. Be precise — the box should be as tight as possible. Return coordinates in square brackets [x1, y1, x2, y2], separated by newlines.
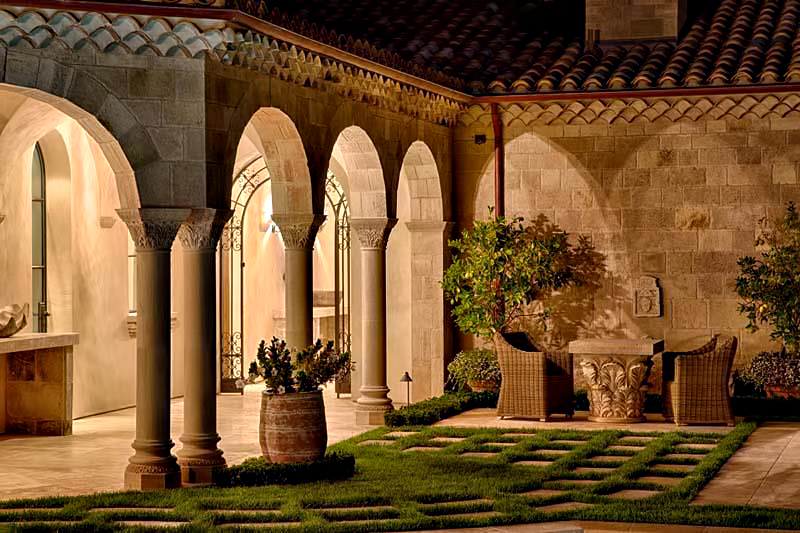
[460, 452, 498, 458]
[514, 460, 554, 467]
[663, 453, 703, 461]
[520, 489, 567, 498]
[358, 439, 395, 446]
[695, 422, 800, 508]
[536, 502, 594, 513]
[536, 449, 572, 455]
[115, 521, 189, 528]
[589, 455, 628, 463]
[606, 489, 662, 499]
[385, 431, 419, 438]
[404, 446, 440, 453]
[607, 445, 646, 453]
[679, 443, 717, 451]
[637, 475, 684, 486]
[484, 442, 517, 447]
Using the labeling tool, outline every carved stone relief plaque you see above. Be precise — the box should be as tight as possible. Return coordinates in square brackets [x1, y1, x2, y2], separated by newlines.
[634, 276, 661, 318]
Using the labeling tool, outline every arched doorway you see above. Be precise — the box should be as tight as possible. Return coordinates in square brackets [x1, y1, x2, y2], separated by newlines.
[218, 160, 352, 392]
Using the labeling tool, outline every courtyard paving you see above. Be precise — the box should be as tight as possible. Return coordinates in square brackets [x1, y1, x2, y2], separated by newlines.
[0, 384, 368, 500]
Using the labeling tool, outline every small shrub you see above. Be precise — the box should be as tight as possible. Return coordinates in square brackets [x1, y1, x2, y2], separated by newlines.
[384, 391, 497, 427]
[447, 349, 501, 389]
[214, 452, 355, 487]
[738, 349, 800, 391]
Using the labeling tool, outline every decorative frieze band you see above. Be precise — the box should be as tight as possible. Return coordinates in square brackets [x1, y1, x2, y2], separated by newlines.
[459, 93, 800, 127]
[117, 208, 192, 251]
[272, 213, 326, 250]
[351, 218, 398, 250]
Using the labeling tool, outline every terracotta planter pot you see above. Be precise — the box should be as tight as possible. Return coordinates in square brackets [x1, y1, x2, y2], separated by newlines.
[259, 389, 327, 463]
[467, 379, 498, 393]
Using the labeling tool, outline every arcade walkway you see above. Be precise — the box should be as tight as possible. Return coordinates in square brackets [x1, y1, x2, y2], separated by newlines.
[0, 385, 364, 500]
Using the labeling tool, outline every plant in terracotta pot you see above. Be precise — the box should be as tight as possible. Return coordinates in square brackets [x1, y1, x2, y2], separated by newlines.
[447, 348, 501, 392]
[253, 337, 351, 463]
[441, 210, 603, 347]
[738, 348, 800, 397]
[736, 201, 800, 395]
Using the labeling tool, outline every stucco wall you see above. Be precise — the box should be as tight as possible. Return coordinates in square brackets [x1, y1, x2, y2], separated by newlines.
[456, 99, 799, 381]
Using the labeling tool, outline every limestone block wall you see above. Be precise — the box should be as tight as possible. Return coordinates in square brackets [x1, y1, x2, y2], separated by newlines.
[455, 97, 800, 383]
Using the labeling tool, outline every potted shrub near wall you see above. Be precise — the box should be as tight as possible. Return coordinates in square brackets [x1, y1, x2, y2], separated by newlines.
[736, 201, 800, 397]
[447, 348, 501, 392]
[253, 337, 351, 463]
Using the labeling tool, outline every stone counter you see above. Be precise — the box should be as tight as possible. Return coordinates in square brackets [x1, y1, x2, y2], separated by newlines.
[0, 333, 78, 436]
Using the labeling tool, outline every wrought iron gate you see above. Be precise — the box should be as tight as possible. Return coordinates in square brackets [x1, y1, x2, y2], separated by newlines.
[219, 160, 351, 393]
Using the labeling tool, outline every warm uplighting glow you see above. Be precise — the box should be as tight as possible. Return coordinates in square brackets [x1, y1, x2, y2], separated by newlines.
[259, 193, 274, 233]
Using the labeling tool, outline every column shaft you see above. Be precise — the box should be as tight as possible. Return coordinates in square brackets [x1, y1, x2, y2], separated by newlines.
[352, 218, 397, 425]
[284, 247, 313, 352]
[118, 207, 189, 491]
[178, 209, 228, 485]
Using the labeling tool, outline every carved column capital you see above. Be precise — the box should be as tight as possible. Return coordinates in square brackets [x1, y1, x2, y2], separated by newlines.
[117, 208, 191, 251]
[351, 218, 398, 250]
[273, 213, 326, 250]
[178, 209, 216, 250]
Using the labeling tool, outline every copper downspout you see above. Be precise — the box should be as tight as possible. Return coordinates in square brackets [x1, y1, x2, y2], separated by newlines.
[491, 102, 504, 218]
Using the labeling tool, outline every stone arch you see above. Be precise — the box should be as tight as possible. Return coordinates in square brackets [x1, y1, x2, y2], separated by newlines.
[0, 51, 154, 209]
[399, 141, 444, 222]
[387, 139, 448, 402]
[330, 126, 387, 219]
[242, 107, 313, 216]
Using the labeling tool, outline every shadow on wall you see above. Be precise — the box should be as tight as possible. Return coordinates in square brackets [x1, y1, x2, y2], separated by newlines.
[520, 214, 608, 350]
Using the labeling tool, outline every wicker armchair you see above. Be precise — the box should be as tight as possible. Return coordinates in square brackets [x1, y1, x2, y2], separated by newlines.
[494, 332, 574, 421]
[661, 334, 737, 426]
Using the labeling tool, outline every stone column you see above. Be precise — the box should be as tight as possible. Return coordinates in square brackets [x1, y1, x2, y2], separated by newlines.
[118, 207, 190, 490]
[272, 213, 325, 352]
[405, 221, 451, 402]
[176, 208, 231, 486]
[351, 218, 398, 425]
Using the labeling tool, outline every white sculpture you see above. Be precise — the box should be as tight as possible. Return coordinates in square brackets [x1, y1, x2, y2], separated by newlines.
[0, 303, 29, 337]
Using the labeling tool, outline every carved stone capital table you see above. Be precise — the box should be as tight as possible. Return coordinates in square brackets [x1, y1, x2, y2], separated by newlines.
[568, 338, 664, 423]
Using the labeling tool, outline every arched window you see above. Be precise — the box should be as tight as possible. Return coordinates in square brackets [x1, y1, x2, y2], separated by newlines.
[31, 142, 48, 332]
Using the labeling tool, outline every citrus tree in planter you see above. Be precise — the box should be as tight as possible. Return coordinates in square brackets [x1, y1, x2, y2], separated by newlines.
[441, 210, 603, 346]
[253, 337, 351, 463]
[736, 201, 800, 396]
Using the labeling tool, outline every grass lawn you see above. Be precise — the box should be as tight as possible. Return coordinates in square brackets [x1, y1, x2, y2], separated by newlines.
[2, 420, 800, 531]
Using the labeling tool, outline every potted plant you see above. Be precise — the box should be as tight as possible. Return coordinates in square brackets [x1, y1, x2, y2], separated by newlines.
[253, 337, 351, 463]
[447, 348, 501, 392]
[441, 210, 603, 346]
[738, 348, 800, 397]
[736, 201, 800, 396]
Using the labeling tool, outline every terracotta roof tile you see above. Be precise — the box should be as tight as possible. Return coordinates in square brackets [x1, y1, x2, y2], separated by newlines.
[251, 0, 800, 94]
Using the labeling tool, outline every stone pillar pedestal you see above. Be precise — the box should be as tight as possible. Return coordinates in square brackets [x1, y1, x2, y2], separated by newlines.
[273, 213, 325, 352]
[176, 209, 230, 486]
[352, 218, 397, 425]
[118, 208, 190, 491]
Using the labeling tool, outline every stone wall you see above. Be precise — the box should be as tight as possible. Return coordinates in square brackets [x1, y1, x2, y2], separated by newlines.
[455, 96, 800, 380]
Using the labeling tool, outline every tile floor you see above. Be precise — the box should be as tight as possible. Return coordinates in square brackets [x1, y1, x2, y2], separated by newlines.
[0, 384, 367, 500]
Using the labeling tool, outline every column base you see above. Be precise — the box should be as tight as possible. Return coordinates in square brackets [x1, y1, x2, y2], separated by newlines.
[124, 463, 182, 491]
[355, 404, 393, 425]
[179, 460, 226, 486]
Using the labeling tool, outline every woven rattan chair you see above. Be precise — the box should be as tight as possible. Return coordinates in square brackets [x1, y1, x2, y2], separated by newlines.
[494, 332, 574, 421]
[661, 334, 737, 426]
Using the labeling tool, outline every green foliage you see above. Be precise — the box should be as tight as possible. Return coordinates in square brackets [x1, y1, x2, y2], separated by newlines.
[383, 391, 498, 427]
[446, 348, 501, 388]
[441, 210, 602, 339]
[253, 337, 351, 393]
[736, 201, 800, 353]
[255, 337, 295, 393]
[295, 340, 352, 393]
[737, 349, 800, 390]
[213, 452, 355, 487]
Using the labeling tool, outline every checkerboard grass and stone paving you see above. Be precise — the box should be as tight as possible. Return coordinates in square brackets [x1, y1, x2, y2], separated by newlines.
[2, 420, 800, 531]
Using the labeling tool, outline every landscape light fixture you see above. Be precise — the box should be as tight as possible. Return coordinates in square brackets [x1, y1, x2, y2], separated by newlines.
[400, 371, 413, 405]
